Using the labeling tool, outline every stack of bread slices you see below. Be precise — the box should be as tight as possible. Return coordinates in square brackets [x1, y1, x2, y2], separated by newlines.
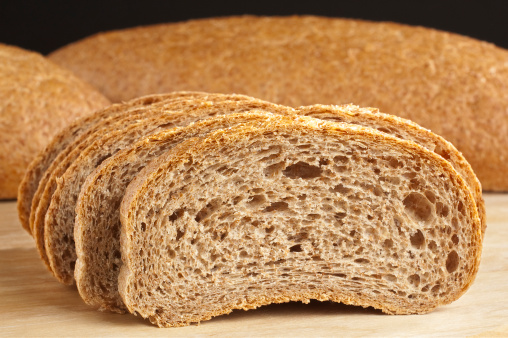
[18, 92, 483, 327]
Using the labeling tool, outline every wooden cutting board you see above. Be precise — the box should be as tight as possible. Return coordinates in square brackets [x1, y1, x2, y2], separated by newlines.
[1, 194, 507, 337]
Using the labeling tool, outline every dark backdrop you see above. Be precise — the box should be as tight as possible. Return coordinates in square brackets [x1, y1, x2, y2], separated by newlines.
[1, 0, 508, 55]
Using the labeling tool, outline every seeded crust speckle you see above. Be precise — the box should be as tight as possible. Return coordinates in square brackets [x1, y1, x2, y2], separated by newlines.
[119, 114, 482, 327]
[48, 16, 508, 190]
[73, 94, 483, 314]
[0, 43, 110, 200]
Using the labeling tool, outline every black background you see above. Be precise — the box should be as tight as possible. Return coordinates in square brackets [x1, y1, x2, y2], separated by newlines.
[1, 0, 508, 55]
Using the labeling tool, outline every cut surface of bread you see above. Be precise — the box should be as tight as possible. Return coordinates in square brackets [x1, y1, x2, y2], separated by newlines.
[119, 114, 482, 327]
[74, 95, 484, 314]
[18, 92, 201, 234]
[48, 16, 508, 190]
[28, 93, 218, 270]
[0, 43, 110, 199]
[43, 97, 287, 284]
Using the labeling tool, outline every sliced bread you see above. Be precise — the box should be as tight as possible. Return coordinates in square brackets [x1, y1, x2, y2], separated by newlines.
[0, 43, 110, 199]
[42, 96, 287, 283]
[119, 113, 482, 327]
[48, 16, 508, 190]
[74, 97, 483, 313]
[18, 92, 200, 234]
[29, 93, 219, 270]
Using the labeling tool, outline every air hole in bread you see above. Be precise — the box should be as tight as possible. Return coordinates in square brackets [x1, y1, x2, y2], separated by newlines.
[446, 250, 460, 273]
[407, 274, 421, 287]
[410, 230, 425, 249]
[263, 201, 289, 213]
[354, 258, 370, 264]
[451, 234, 459, 245]
[283, 161, 322, 179]
[436, 202, 449, 218]
[457, 201, 465, 215]
[246, 194, 267, 208]
[330, 184, 351, 194]
[169, 208, 185, 222]
[386, 157, 404, 169]
[383, 239, 394, 249]
[289, 244, 303, 253]
[264, 161, 285, 177]
[265, 225, 275, 234]
[434, 144, 452, 160]
[403, 192, 435, 223]
[175, 228, 185, 241]
[195, 199, 221, 222]
[384, 274, 397, 282]
[424, 190, 437, 204]
[428, 240, 438, 253]
[333, 155, 349, 164]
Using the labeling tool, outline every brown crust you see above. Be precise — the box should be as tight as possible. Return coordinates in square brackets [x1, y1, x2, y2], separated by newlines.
[48, 16, 508, 190]
[119, 114, 482, 327]
[0, 43, 110, 200]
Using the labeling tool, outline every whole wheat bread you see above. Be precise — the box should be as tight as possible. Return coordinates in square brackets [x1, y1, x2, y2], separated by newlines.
[74, 96, 483, 314]
[42, 96, 286, 283]
[18, 92, 200, 234]
[0, 43, 109, 199]
[28, 93, 219, 271]
[119, 113, 482, 327]
[48, 16, 508, 190]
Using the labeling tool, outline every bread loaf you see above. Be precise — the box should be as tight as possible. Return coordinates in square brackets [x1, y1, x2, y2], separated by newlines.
[0, 43, 109, 199]
[47, 16, 508, 191]
[73, 94, 483, 314]
[119, 113, 482, 327]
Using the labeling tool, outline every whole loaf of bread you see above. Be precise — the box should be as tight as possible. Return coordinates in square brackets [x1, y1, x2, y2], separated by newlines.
[48, 16, 508, 191]
[0, 43, 110, 199]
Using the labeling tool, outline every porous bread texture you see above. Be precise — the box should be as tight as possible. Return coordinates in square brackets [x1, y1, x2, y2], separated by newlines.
[29, 93, 221, 271]
[18, 91, 201, 234]
[43, 96, 288, 284]
[74, 96, 483, 313]
[75, 111, 294, 312]
[300, 105, 486, 237]
[0, 43, 110, 199]
[119, 114, 482, 327]
[48, 16, 508, 191]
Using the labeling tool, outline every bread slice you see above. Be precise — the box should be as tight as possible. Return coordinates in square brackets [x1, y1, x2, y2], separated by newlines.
[29, 93, 219, 271]
[18, 92, 200, 234]
[0, 43, 110, 200]
[47, 16, 508, 190]
[42, 96, 286, 284]
[74, 98, 483, 314]
[119, 113, 482, 327]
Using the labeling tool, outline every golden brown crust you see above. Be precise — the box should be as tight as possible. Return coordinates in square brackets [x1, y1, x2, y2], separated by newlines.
[0, 43, 110, 200]
[119, 114, 482, 327]
[48, 16, 508, 190]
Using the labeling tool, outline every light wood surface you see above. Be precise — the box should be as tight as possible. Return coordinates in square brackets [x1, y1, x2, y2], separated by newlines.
[1, 194, 507, 337]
